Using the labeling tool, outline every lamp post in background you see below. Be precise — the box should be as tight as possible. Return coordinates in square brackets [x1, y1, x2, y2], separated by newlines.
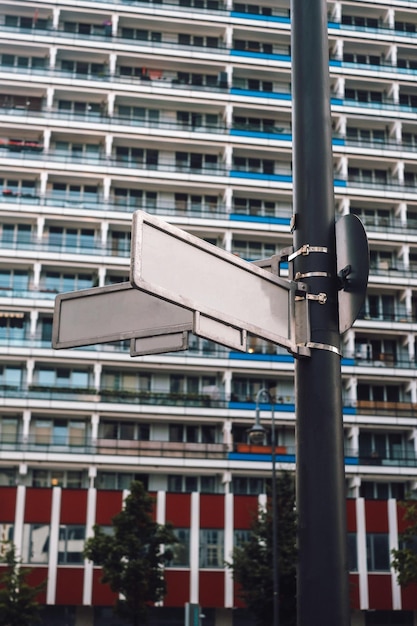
[248, 388, 279, 626]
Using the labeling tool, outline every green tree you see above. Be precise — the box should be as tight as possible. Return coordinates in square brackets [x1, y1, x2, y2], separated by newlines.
[392, 500, 417, 587]
[229, 472, 297, 626]
[84, 480, 177, 626]
[0, 541, 45, 626]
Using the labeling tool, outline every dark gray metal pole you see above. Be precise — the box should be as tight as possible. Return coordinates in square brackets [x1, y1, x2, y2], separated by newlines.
[290, 0, 350, 625]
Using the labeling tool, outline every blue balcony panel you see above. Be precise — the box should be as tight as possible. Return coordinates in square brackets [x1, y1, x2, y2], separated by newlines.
[230, 171, 293, 182]
[229, 214, 291, 225]
[334, 179, 348, 187]
[230, 88, 292, 100]
[228, 451, 296, 462]
[231, 51, 291, 62]
[228, 401, 295, 412]
[229, 352, 294, 362]
[230, 12, 290, 24]
[230, 129, 291, 140]
[332, 138, 345, 145]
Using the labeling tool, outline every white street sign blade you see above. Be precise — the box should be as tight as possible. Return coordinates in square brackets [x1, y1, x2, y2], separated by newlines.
[131, 210, 300, 350]
[52, 282, 193, 349]
[130, 331, 189, 356]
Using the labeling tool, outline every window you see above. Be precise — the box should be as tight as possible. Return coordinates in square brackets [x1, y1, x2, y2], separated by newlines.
[232, 476, 265, 495]
[96, 472, 149, 490]
[0, 468, 17, 486]
[58, 525, 85, 564]
[234, 40, 276, 55]
[0, 365, 22, 387]
[121, 28, 162, 42]
[31, 418, 87, 446]
[58, 100, 101, 116]
[178, 34, 219, 48]
[0, 312, 25, 341]
[42, 271, 94, 292]
[0, 416, 20, 443]
[174, 193, 218, 214]
[1, 224, 32, 246]
[61, 60, 105, 76]
[234, 529, 252, 548]
[232, 240, 276, 261]
[175, 152, 218, 172]
[167, 475, 217, 493]
[100, 421, 149, 441]
[115, 146, 158, 168]
[347, 533, 358, 571]
[102, 371, 151, 392]
[51, 182, 99, 207]
[0, 524, 14, 550]
[32, 469, 85, 488]
[360, 481, 406, 500]
[169, 424, 215, 443]
[199, 529, 224, 567]
[22, 524, 49, 564]
[168, 529, 190, 567]
[366, 533, 390, 571]
[114, 188, 157, 209]
[47, 226, 96, 252]
[117, 106, 159, 125]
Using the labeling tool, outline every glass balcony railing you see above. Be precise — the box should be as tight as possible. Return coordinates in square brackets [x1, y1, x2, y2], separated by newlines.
[0, 237, 130, 257]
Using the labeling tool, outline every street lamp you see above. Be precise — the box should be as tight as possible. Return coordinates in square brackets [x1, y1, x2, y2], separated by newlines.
[247, 388, 279, 626]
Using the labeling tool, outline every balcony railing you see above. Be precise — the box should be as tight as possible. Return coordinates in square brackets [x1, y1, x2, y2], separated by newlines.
[0, 435, 229, 459]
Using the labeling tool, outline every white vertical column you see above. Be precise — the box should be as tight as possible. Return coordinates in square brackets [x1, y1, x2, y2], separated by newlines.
[155, 491, 167, 607]
[388, 498, 402, 610]
[83, 487, 97, 605]
[190, 492, 200, 604]
[93, 363, 102, 390]
[13, 485, 26, 558]
[49, 47, 57, 69]
[22, 410, 31, 443]
[91, 414, 99, 444]
[29, 311, 38, 338]
[26, 359, 34, 387]
[222, 371, 232, 402]
[52, 7, 60, 29]
[224, 493, 234, 608]
[109, 53, 117, 75]
[47, 487, 62, 605]
[46, 86, 54, 109]
[356, 498, 369, 610]
[223, 187, 232, 215]
[43, 129, 51, 152]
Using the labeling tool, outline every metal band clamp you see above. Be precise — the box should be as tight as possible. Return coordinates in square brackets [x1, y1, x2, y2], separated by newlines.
[288, 244, 328, 262]
[305, 341, 341, 356]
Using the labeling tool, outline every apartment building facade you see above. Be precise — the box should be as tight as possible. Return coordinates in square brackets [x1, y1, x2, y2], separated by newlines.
[1, 0, 417, 624]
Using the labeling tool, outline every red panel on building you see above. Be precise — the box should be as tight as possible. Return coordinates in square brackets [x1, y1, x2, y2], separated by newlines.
[349, 574, 360, 610]
[365, 501, 388, 533]
[26, 567, 48, 604]
[60, 489, 88, 524]
[199, 571, 225, 607]
[0, 487, 16, 522]
[234, 496, 258, 530]
[95, 491, 123, 526]
[24, 489, 52, 523]
[166, 493, 191, 527]
[164, 570, 190, 606]
[55, 568, 84, 605]
[368, 574, 392, 609]
[401, 582, 417, 610]
[200, 495, 224, 529]
[346, 499, 357, 532]
[92, 567, 118, 606]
